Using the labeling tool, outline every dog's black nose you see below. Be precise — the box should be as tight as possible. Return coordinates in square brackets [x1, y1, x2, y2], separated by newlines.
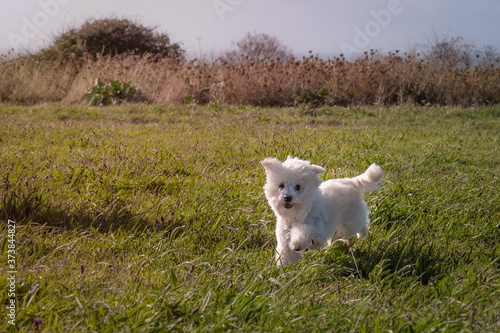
[284, 195, 292, 202]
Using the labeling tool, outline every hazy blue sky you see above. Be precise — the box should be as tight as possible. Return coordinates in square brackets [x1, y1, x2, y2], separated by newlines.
[1, 0, 499, 58]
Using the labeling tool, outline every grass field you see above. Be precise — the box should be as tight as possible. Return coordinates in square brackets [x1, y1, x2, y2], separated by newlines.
[1, 104, 499, 332]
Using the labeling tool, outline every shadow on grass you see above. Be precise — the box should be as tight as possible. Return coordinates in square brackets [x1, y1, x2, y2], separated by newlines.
[1, 186, 271, 256]
[321, 238, 448, 286]
[0, 187, 181, 233]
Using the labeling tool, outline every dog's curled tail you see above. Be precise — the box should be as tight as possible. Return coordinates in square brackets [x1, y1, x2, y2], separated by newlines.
[351, 164, 384, 192]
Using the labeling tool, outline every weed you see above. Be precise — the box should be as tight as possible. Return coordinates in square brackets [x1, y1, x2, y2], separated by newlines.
[83, 78, 144, 106]
[294, 88, 330, 107]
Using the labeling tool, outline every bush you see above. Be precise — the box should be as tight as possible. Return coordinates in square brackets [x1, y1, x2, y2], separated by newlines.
[419, 33, 500, 69]
[223, 31, 293, 63]
[294, 88, 330, 107]
[83, 78, 144, 106]
[38, 17, 184, 61]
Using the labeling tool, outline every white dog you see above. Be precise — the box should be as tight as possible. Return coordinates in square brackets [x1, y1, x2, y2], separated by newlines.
[261, 156, 384, 266]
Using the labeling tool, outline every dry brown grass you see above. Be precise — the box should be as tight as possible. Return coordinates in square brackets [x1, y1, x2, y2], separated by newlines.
[0, 55, 79, 104]
[1, 50, 499, 106]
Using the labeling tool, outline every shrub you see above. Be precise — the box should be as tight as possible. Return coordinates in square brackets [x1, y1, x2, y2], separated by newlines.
[294, 88, 330, 107]
[223, 31, 293, 63]
[83, 78, 144, 106]
[38, 17, 184, 61]
[419, 33, 500, 70]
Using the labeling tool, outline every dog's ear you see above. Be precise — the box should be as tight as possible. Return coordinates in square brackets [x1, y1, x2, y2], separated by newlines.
[261, 158, 282, 174]
[310, 238, 315, 246]
[308, 164, 325, 176]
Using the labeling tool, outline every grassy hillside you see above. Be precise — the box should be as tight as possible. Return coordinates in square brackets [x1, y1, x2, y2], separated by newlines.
[1, 104, 499, 332]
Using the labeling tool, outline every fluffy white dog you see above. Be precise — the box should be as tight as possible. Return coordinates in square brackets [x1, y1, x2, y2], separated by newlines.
[261, 156, 384, 266]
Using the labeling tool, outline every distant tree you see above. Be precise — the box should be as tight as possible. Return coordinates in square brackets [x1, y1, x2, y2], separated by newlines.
[38, 17, 184, 61]
[223, 31, 293, 63]
[423, 33, 476, 68]
[478, 45, 500, 69]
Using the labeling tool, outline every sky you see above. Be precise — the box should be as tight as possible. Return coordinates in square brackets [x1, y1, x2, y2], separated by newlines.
[1, 0, 499, 59]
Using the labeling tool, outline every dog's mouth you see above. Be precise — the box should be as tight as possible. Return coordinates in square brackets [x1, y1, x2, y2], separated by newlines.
[283, 203, 294, 209]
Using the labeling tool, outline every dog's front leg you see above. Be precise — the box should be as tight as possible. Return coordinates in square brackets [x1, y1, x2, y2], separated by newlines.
[276, 245, 303, 266]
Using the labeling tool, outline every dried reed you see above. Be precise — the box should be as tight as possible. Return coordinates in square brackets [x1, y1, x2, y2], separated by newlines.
[1, 50, 499, 106]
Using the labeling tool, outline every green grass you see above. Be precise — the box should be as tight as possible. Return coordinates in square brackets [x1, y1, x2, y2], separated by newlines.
[0, 104, 499, 332]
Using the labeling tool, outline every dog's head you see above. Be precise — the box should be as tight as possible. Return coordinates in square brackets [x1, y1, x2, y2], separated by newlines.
[261, 156, 325, 217]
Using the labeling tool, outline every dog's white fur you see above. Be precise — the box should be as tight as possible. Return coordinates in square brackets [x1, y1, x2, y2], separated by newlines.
[289, 218, 327, 253]
[261, 156, 383, 266]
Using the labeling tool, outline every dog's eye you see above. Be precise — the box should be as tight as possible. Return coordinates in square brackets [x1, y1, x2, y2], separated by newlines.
[294, 185, 301, 191]
[278, 183, 284, 190]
